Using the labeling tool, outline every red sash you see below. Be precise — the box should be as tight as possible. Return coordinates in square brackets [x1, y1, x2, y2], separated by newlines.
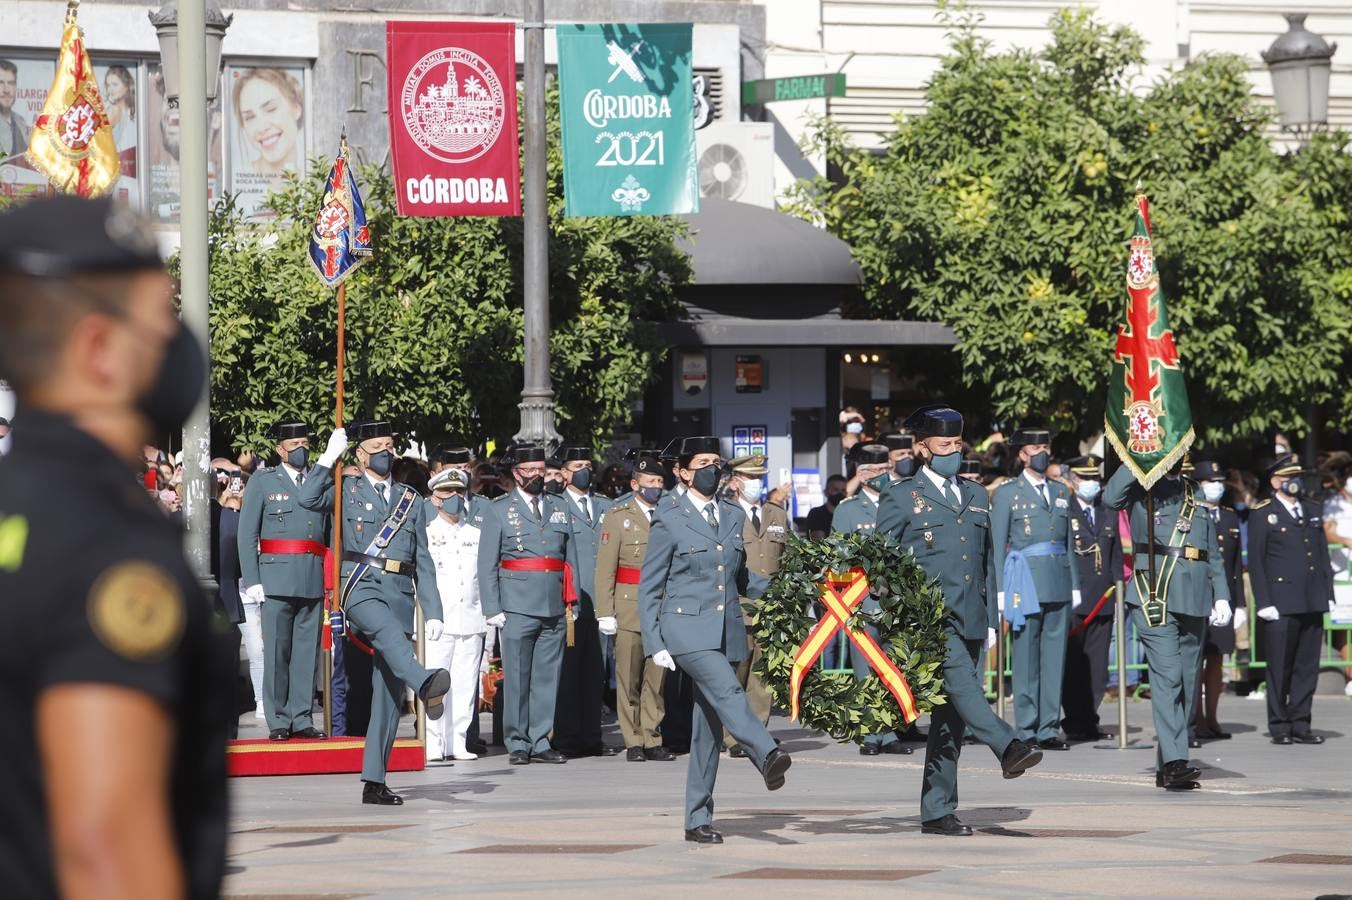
[259, 538, 327, 557]
[615, 566, 642, 585]
[500, 557, 578, 604]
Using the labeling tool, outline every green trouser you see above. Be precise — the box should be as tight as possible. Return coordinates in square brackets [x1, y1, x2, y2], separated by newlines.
[501, 611, 565, 755]
[921, 628, 1018, 823]
[725, 632, 773, 749]
[261, 596, 323, 731]
[1012, 600, 1070, 742]
[345, 598, 433, 784]
[1131, 606, 1205, 770]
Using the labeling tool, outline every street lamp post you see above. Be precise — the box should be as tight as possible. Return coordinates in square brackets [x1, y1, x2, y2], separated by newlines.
[1262, 13, 1336, 468]
[514, 0, 561, 448]
[149, 1, 232, 587]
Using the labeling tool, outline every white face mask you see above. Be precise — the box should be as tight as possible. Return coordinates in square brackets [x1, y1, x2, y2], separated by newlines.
[1075, 480, 1101, 502]
[740, 477, 763, 502]
[1201, 482, 1225, 503]
[846, 422, 864, 435]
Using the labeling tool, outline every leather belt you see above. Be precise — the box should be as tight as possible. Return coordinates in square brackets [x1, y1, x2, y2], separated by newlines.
[343, 550, 412, 575]
[1134, 543, 1208, 562]
[615, 565, 642, 585]
[260, 538, 327, 557]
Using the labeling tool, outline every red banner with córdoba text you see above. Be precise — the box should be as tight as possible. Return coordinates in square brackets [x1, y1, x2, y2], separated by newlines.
[386, 21, 521, 216]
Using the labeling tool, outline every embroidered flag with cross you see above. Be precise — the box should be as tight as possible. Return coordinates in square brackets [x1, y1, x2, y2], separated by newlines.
[307, 136, 373, 287]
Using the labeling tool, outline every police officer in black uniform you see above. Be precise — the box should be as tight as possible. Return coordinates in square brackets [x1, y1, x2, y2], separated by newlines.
[1061, 455, 1121, 741]
[1249, 455, 1334, 745]
[0, 195, 230, 899]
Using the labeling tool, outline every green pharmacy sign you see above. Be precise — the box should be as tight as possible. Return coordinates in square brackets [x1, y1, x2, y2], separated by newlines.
[556, 23, 698, 217]
[742, 73, 847, 106]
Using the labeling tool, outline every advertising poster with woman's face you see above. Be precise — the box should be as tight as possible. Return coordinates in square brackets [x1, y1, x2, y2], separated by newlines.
[92, 61, 139, 208]
[0, 56, 55, 200]
[227, 65, 305, 220]
[146, 63, 223, 225]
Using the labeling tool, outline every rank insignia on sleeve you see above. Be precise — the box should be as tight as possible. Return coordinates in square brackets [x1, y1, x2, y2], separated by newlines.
[87, 560, 185, 661]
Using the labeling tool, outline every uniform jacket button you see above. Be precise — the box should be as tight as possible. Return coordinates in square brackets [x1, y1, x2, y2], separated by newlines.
[716, 545, 723, 551]
[716, 604, 724, 611]
[964, 574, 972, 581]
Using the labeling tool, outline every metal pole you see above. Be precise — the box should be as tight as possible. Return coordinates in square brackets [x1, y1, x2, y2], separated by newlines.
[1115, 579, 1128, 748]
[327, 280, 346, 735]
[515, 0, 560, 447]
[178, 0, 214, 595]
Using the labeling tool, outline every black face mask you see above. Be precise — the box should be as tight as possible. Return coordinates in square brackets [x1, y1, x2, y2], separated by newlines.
[691, 463, 721, 497]
[826, 490, 845, 505]
[519, 474, 544, 496]
[543, 479, 564, 495]
[139, 320, 206, 435]
[365, 450, 392, 478]
[284, 446, 308, 470]
[570, 467, 593, 491]
[894, 457, 916, 478]
[1028, 451, 1050, 474]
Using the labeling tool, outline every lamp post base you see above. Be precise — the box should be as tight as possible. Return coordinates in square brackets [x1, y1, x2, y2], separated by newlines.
[515, 391, 561, 448]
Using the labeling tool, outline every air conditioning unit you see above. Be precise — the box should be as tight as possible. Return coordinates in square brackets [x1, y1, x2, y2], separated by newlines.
[695, 121, 774, 209]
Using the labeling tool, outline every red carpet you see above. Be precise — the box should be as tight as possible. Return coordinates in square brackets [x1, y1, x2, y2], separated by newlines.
[227, 737, 426, 777]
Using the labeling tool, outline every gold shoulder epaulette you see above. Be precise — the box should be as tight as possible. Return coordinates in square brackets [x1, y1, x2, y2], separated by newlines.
[1252, 499, 1271, 510]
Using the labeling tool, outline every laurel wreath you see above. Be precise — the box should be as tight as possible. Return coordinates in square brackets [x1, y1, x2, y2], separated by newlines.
[748, 531, 949, 744]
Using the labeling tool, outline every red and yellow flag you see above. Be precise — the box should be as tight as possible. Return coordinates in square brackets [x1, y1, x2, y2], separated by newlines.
[26, 9, 120, 198]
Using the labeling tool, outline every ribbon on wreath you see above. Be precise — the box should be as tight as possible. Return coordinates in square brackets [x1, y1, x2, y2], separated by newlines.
[788, 568, 919, 724]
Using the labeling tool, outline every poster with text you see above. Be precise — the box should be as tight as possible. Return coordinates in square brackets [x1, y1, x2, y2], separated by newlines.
[146, 63, 223, 225]
[227, 65, 306, 221]
[556, 23, 697, 217]
[0, 55, 55, 200]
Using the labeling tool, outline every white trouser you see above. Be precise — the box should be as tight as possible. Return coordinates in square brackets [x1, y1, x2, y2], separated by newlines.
[424, 631, 486, 760]
[239, 591, 265, 712]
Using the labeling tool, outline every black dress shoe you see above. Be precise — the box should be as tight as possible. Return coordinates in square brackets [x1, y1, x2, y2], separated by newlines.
[268, 728, 291, 741]
[1291, 733, 1325, 745]
[1038, 738, 1070, 751]
[921, 814, 973, 836]
[1160, 759, 1202, 788]
[645, 746, 677, 761]
[418, 669, 451, 721]
[532, 749, 568, 764]
[1271, 734, 1293, 745]
[465, 739, 489, 755]
[684, 825, 723, 845]
[598, 744, 623, 757]
[626, 746, 647, 762]
[362, 782, 404, 805]
[761, 748, 792, 791]
[291, 727, 327, 740]
[1000, 739, 1043, 778]
[858, 744, 881, 756]
[1066, 731, 1111, 742]
[508, 750, 531, 765]
[881, 742, 914, 755]
[728, 744, 749, 758]
[1155, 770, 1201, 790]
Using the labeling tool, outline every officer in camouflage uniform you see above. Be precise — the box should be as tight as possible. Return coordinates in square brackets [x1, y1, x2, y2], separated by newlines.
[595, 454, 675, 761]
[877, 406, 1043, 836]
[238, 420, 329, 741]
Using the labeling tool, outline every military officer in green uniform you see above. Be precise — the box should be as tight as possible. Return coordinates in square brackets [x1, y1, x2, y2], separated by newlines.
[991, 427, 1081, 750]
[554, 444, 620, 757]
[477, 445, 581, 765]
[877, 406, 1043, 836]
[595, 454, 675, 761]
[834, 443, 913, 755]
[299, 421, 450, 805]
[639, 436, 792, 844]
[1104, 459, 1232, 789]
[238, 420, 329, 741]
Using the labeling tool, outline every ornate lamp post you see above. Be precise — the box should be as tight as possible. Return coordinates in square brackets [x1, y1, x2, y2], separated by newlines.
[1262, 13, 1336, 142]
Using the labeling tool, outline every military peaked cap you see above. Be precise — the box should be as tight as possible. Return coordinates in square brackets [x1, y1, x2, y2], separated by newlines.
[851, 443, 891, 465]
[428, 468, 470, 491]
[1067, 455, 1102, 479]
[1265, 454, 1302, 480]
[1192, 459, 1226, 482]
[633, 456, 662, 475]
[905, 404, 964, 438]
[351, 420, 392, 442]
[728, 454, 769, 476]
[0, 195, 162, 276]
[270, 421, 309, 441]
[880, 432, 914, 451]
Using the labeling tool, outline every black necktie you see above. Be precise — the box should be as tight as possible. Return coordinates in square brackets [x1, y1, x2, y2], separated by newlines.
[751, 505, 761, 533]
[705, 503, 719, 529]
[942, 480, 956, 507]
[1039, 483, 1049, 507]
[1086, 505, 1094, 529]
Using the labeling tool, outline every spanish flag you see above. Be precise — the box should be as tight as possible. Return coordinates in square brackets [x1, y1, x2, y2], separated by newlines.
[26, 8, 120, 198]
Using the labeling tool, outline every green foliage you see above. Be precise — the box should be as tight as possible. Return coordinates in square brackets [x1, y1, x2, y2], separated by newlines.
[181, 81, 691, 454]
[750, 531, 948, 744]
[784, 7, 1352, 443]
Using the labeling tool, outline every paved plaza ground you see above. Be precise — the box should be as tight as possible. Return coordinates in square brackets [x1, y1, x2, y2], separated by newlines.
[226, 693, 1352, 898]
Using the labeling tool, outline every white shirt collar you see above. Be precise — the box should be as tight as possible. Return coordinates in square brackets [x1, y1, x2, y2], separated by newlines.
[1278, 493, 1301, 515]
[921, 465, 956, 494]
[280, 462, 307, 484]
[737, 496, 759, 516]
[516, 487, 541, 507]
[1022, 469, 1047, 488]
[365, 470, 392, 491]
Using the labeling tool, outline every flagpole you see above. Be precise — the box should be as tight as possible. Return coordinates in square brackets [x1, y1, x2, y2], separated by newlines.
[327, 279, 345, 736]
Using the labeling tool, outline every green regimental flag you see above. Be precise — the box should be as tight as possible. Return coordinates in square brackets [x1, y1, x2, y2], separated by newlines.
[556, 23, 698, 217]
[1104, 193, 1195, 489]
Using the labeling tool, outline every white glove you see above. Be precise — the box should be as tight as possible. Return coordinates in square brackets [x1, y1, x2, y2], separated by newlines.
[652, 649, 677, 671]
[986, 627, 997, 650]
[242, 583, 266, 605]
[1071, 590, 1083, 609]
[997, 591, 1005, 612]
[426, 618, 444, 641]
[1233, 606, 1247, 632]
[1208, 600, 1232, 629]
[317, 427, 348, 468]
[486, 612, 507, 629]
[1257, 606, 1280, 622]
[597, 616, 618, 636]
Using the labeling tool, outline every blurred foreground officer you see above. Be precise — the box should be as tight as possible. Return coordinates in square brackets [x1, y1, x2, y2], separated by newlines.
[478, 445, 581, 765]
[1061, 456, 1120, 741]
[300, 421, 449, 804]
[595, 454, 675, 761]
[0, 196, 229, 898]
[877, 406, 1043, 836]
[639, 437, 792, 844]
[1250, 456, 1333, 745]
[238, 420, 329, 741]
[1105, 460, 1231, 789]
[991, 427, 1080, 750]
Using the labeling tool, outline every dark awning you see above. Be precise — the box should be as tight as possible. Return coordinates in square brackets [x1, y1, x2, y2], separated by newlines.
[677, 198, 861, 287]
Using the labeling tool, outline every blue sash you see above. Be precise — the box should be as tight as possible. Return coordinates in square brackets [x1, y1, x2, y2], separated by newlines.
[1001, 541, 1067, 631]
[340, 486, 418, 609]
